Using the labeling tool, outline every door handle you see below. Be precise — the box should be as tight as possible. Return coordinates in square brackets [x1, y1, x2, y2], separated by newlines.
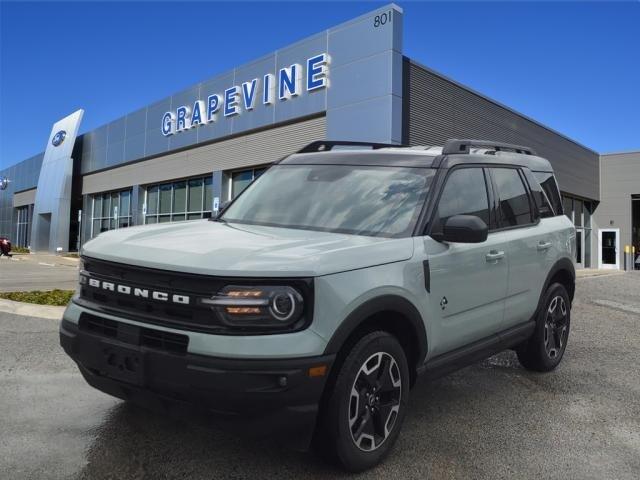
[486, 250, 505, 262]
[537, 241, 553, 251]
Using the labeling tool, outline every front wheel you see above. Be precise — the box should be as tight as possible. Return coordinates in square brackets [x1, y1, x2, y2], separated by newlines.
[321, 331, 409, 472]
[517, 282, 571, 372]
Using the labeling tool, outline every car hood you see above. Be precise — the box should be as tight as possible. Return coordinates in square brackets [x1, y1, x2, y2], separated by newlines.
[81, 220, 414, 277]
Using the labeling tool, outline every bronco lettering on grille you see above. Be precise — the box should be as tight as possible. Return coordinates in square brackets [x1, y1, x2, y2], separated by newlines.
[82, 275, 190, 305]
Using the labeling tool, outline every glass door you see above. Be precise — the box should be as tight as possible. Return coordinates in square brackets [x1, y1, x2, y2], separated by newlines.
[599, 229, 620, 270]
[575, 229, 584, 268]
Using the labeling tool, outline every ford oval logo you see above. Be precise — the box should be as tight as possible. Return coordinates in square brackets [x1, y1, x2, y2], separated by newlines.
[0, 176, 9, 191]
[52, 130, 67, 147]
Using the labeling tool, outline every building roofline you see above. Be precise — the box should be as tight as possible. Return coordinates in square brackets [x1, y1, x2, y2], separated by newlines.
[600, 149, 640, 156]
[406, 58, 599, 156]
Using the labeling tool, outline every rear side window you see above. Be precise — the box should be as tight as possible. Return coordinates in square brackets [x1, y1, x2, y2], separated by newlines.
[492, 168, 533, 227]
[431, 167, 490, 234]
[533, 172, 563, 216]
[523, 170, 554, 218]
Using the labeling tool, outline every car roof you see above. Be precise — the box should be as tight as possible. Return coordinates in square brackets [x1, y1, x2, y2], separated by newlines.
[444, 150, 554, 172]
[281, 147, 440, 168]
[281, 146, 554, 172]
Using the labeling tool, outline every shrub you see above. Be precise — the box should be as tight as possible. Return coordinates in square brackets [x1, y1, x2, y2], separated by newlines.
[0, 289, 74, 306]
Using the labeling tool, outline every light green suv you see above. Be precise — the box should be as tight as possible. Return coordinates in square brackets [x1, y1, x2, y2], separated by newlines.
[60, 139, 575, 472]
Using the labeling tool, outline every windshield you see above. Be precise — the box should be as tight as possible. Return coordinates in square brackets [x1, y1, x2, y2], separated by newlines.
[221, 164, 435, 237]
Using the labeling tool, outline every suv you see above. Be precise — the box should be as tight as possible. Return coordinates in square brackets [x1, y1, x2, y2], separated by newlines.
[60, 139, 575, 471]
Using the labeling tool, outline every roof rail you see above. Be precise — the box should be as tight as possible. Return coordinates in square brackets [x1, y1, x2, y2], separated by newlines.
[442, 139, 536, 156]
[297, 140, 402, 153]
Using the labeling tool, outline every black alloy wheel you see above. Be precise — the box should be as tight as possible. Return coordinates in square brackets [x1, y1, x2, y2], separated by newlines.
[348, 351, 402, 452]
[543, 294, 569, 359]
[318, 331, 410, 472]
[517, 282, 571, 372]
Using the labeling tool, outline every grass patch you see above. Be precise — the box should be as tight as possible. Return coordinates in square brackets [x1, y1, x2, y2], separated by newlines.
[11, 246, 29, 254]
[0, 289, 74, 306]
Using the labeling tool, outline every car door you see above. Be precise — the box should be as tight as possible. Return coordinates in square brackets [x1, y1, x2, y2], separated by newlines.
[426, 166, 509, 355]
[489, 167, 552, 330]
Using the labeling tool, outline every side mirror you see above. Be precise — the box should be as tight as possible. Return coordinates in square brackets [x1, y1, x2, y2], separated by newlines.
[435, 215, 488, 243]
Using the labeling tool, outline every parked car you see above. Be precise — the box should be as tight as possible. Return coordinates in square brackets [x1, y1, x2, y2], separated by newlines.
[60, 139, 575, 471]
[0, 237, 12, 257]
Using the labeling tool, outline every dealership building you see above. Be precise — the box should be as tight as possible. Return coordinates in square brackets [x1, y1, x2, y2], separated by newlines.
[0, 4, 636, 270]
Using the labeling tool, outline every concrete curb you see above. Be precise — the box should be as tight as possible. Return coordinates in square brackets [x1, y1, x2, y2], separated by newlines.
[0, 298, 65, 320]
[576, 270, 626, 280]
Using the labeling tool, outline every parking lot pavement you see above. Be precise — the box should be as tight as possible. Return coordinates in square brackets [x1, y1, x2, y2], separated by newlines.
[0, 254, 78, 292]
[1, 273, 639, 480]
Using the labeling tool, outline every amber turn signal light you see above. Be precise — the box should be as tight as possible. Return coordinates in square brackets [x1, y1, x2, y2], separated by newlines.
[308, 365, 327, 377]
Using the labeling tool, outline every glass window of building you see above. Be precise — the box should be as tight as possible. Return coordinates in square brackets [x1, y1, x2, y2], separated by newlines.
[144, 175, 213, 224]
[158, 184, 172, 223]
[574, 199, 584, 227]
[231, 167, 268, 199]
[172, 181, 187, 222]
[563, 196, 573, 222]
[15, 205, 31, 247]
[90, 188, 133, 238]
[119, 190, 131, 228]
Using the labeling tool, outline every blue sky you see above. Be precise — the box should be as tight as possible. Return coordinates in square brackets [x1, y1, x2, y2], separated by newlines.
[1, 1, 638, 168]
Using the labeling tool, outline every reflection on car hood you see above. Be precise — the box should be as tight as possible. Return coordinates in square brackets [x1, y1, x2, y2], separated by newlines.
[81, 220, 414, 277]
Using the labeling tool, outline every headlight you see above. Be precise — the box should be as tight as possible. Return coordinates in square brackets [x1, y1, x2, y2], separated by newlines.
[200, 285, 305, 328]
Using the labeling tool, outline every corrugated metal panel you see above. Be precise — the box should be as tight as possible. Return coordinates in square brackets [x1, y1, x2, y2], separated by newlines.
[13, 188, 36, 207]
[406, 62, 599, 201]
[82, 116, 326, 195]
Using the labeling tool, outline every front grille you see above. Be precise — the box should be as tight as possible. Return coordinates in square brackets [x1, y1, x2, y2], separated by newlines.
[77, 256, 314, 335]
[78, 257, 235, 333]
[79, 313, 189, 354]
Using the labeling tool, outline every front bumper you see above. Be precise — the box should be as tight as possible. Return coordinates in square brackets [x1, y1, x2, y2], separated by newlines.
[60, 318, 335, 449]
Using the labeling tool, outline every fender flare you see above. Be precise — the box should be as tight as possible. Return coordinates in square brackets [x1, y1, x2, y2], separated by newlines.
[533, 258, 576, 322]
[542, 257, 576, 300]
[323, 295, 428, 368]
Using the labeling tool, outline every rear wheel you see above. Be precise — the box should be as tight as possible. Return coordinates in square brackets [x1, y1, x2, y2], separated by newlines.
[517, 282, 571, 372]
[321, 331, 409, 472]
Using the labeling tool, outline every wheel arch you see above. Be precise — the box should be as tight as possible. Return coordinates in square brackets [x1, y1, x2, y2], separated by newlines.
[323, 295, 428, 385]
[543, 257, 576, 303]
[528, 257, 576, 331]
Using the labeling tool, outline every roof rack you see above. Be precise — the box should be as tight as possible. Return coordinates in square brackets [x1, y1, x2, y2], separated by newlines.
[297, 140, 402, 153]
[442, 139, 536, 156]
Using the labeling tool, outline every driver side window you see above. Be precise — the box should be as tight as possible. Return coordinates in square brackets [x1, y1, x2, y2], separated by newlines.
[431, 167, 490, 235]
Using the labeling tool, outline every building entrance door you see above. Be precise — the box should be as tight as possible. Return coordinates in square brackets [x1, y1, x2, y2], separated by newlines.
[633, 196, 640, 270]
[575, 229, 584, 268]
[599, 229, 620, 270]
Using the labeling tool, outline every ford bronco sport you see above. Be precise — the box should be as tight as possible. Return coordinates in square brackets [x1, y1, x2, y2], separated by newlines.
[60, 139, 575, 471]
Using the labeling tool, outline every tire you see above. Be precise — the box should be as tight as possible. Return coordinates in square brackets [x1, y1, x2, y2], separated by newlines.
[320, 331, 410, 472]
[517, 282, 571, 372]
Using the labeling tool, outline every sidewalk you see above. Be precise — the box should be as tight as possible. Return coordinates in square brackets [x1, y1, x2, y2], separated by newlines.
[0, 298, 65, 320]
[576, 268, 625, 279]
[4, 252, 80, 267]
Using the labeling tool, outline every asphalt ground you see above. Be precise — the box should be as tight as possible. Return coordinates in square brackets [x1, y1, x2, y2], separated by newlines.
[0, 272, 638, 479]
[0, 254, 78, 292]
